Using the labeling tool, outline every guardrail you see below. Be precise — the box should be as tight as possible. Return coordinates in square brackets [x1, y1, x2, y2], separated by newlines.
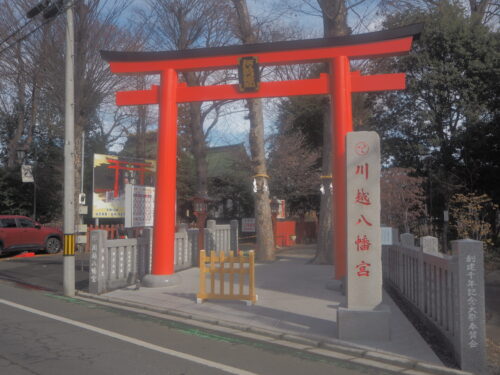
[382, 234, 486, 374]
[197, 250, 256, 306]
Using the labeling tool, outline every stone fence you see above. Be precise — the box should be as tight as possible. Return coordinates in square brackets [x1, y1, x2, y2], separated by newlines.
[204, 220, 238, 254]
[88, 221, 239, 294]
[382, 233, 486, 374]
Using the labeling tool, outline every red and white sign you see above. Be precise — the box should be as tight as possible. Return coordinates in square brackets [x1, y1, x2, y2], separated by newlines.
[277, 199, 286, 219]
[241, 218, 256, 232]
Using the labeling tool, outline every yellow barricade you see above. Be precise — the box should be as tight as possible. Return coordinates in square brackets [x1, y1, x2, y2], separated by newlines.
[197, 250, 256, 305]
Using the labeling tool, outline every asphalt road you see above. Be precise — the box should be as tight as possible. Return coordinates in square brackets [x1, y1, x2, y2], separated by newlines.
[2, 252, 499, 374]
[0, 276, 390, 375]
[0, 252, 89, 292]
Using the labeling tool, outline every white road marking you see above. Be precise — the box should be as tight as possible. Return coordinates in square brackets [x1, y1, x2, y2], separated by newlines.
[0, 298, 258, 375]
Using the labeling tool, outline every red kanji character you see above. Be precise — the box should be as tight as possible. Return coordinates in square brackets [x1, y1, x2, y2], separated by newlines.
[355, 189, 371, 205]
[355, 163, 369, 180]
[355, 235, 371, 251]
[356, 215, 372, 226]
[356, 261, 371, 277]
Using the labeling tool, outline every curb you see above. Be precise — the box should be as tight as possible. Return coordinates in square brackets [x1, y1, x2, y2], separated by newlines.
[75, 291, 472, 375]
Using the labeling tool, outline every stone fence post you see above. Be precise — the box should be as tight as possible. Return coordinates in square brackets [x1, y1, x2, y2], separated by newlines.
[89, 230, 107, 295]
[204, 220, 216, 251]
[452, 239, 486, 374]
[416, 236, 438, 311]
[230, 219, 238, 250]
[400, 232, 415, 247]
[188, 228, 199, 266]
[137, 228, 152, 279]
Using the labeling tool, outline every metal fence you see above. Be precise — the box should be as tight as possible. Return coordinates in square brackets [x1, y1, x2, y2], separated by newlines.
[382, 234, 486, 374]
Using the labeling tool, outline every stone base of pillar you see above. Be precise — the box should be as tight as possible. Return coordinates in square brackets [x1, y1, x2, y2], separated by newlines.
[325, 278, 345, 295]
[141, 273, 181, 288]
[337, 304, 391, 341]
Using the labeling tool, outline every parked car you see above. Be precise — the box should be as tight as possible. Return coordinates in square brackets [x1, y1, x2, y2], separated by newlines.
[0, 215, 63, 255]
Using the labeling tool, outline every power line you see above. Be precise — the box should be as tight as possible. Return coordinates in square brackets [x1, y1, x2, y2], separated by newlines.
[0, 0, 72, 57]
[0, 18, 36, 48]
[0, 0, 54, 48]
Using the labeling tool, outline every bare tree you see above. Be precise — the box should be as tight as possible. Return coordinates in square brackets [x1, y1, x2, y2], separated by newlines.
[310, 0, 350, 264]
[42, 0, 144, 225]
[229, 0, 276, 261]
[3, 0, 145, 221]
[379, 0, 499, 25]
[0, 0, 50, 168]
[142, 0, 234, 199]
[268, 128, 321, 211]
[381, 168, 426, 233]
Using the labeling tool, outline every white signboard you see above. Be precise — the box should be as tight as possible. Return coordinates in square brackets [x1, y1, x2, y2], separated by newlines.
[241, 218, 256, 232]
[277, 199, 286, 219]
[21, 165, 34, 183]
[346, 131, 382, 310]
[125, 184, 155, 227]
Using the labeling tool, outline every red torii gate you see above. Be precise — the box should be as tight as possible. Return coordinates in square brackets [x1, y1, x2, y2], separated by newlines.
[101, 24, 422, 281]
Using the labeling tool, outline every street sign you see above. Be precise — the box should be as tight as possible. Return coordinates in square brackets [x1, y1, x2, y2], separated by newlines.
[21, 164, 34, 183]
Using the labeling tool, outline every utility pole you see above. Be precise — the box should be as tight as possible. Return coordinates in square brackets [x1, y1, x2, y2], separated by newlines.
[63, 2, 76, 297]
[26, 0, 75, 295]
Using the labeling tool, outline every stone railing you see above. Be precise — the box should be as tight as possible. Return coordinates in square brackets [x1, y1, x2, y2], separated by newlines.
[89, 227, 198, 294]
[204, 219, 238, 254]
[174, 227, 199, 271]
[89, 231, 146, 294]
[382, 233, 486, 374]
[88, 220, 239, 294]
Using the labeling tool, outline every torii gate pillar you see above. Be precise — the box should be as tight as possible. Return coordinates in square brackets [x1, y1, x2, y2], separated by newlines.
[331, 56, 353, 279]
[142, 69, 181, 287]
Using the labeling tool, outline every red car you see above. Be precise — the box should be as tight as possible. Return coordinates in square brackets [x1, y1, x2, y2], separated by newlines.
[0, 215, 63, 255]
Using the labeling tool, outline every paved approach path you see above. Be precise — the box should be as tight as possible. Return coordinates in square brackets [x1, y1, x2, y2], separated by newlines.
[100, 245, 441, 365]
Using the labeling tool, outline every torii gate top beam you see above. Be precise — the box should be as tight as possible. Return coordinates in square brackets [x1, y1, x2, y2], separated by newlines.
[101, 24, 422, 74]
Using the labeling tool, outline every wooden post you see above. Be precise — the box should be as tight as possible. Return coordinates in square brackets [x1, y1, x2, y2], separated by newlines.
[197, 250, 206, 303]
[249, 250, 256, 304]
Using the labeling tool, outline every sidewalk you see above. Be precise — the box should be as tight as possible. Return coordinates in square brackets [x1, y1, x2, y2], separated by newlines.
[98, 245, 443, 366]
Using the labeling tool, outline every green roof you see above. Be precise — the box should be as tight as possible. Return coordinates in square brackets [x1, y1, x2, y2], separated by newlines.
[207, 143, 250, 178]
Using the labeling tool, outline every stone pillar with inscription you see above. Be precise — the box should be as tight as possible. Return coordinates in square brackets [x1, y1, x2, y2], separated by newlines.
[453, 239, 486, 374]
[337, 131, 391, 340]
